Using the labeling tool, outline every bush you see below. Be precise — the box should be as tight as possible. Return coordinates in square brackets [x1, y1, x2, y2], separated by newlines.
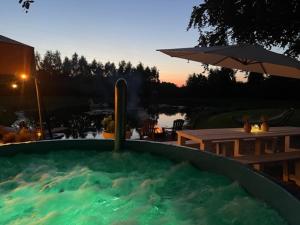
[101, 116, 115, 133]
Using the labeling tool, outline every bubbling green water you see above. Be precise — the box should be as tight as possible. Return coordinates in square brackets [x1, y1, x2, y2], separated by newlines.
[0, 150, 287, 225]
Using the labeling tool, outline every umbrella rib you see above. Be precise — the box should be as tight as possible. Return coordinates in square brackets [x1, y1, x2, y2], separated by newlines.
[231, 57, 250, 65]
[172, 52, 201, 58]
[213, 56, 229, 65]
[260, 63, 268, 75]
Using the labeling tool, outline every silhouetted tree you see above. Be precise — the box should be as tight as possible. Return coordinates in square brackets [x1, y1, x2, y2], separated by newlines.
[247, 72, 265, 86]
[19, 0, 34, 13]
[208, 68, 236, 96]
[71, 53, 80, 77]
[40, 50, 62, 76]
[62, 57, 72, 76]
[185, 73, 208, 97]
[78, 56, 89, 77]
[188, 0, 300, 57]
[89, 59, 104, 77]
[158, 82, 180, 99]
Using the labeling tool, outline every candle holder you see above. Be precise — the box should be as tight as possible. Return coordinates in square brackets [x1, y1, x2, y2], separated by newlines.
[251, 124, 261, 132]
[243, 115, 251, 133]
[260, 115, 269, 132]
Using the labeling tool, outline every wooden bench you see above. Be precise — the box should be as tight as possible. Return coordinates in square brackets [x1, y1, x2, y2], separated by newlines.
[234, 151, 300, 165]
[234, 151, 300, 184]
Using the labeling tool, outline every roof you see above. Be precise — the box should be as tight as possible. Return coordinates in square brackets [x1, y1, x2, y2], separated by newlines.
[0, 35, 33, 48]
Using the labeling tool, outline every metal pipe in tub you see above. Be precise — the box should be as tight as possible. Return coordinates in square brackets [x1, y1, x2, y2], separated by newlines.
[114, 78, 127, 151]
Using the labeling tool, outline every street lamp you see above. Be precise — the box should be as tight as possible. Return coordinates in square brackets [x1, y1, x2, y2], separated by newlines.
[13, 73, 44, 139]
[11, 83, 18, 89]
[20, 74, 28, 81]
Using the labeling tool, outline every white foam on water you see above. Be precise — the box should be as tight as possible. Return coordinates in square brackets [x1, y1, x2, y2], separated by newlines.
[0, 150, 287, 225]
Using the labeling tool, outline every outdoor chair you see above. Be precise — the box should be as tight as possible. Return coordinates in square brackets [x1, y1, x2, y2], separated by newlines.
[137, 119, 158, 140]
[163, 119, 184, 140]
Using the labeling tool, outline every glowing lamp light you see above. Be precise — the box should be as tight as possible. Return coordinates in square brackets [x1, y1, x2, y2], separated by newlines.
[251, 124, 261, 133]
[36, 130, 42, 139]
[20, 74, 28, 81]
[11, 83, 18, 89]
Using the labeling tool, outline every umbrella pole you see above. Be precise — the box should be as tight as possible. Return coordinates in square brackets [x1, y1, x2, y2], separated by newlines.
[34, 77, 43, 138]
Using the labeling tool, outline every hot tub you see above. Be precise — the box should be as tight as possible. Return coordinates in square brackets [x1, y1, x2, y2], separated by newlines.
[0, 140, 299, 225]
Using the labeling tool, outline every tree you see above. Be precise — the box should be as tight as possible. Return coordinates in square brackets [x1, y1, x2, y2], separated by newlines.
[71, 53, 80, 77]
[185, 73, 208, 97]
[208, 68, 236, 96]
[62, 57, 72, 76]
[90, 59, 104, 77]
[40, 50, 62, 76]
[104, 62, 116, 78]
[117, 61, 127, 77]
[186, 73, 208, 87]
[78, 56, 89, 77]
[247, 72, 265, 86]
[19, 0, 34, 13]
[188, 0, 300, 57]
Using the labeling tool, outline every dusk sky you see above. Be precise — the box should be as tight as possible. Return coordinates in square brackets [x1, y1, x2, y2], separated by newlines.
[0, 0, 207, 86]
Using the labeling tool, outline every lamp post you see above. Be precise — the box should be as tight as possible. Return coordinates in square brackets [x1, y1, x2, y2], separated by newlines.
[10, 73, 44, 138]
[34, 77, 43, 138]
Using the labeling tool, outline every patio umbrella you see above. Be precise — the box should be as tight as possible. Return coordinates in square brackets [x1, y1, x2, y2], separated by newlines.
[158, 45, 300, 79]
[0, 35, 43, 136]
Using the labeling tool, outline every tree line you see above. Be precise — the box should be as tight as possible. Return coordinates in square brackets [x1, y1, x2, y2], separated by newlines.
[158, 68, 300, 103]
[2, 50, 300, 107]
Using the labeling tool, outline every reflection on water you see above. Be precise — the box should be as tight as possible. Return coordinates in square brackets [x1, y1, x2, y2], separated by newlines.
[157, 113, 186, 128]
[5, 106, 187, 141]
[62, 112, 186, 140]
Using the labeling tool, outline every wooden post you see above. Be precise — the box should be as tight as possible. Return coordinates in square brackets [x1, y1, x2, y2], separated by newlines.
[199, 141, 206, 151]
[283, 161, 289, 182]
[216, 143, 220, 155]
[233, 140, 240, 157]
[255, 139, 262, 155]
[284, 136, 290, 152]
[177, 135, 187, 146]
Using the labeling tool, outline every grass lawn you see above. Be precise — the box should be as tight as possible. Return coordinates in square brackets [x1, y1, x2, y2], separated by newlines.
[194, 108, 300, 129]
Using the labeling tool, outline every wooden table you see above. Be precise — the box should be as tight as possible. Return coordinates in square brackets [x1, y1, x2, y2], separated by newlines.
[177, 127, 300, 183]
[177, 127, 300, 156]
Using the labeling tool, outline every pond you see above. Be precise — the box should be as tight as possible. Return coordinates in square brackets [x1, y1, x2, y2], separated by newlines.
[8, 106, 187, 141]
[62, 111, 186, 140]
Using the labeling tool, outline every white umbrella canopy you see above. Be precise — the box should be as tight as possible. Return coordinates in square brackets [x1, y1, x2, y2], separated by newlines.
[158, 45, 300, 79]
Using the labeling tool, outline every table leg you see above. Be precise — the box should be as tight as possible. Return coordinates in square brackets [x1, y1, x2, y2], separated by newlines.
[233, 140, 240, 157]
[284, 136, 290, 152]
[255, 139, 262, 156]
[199, 141, 206, 151]
[283, 161, 289, 182]
[253, 139, 262, 171]
[177, 135, 187, 146]
[216, 143, 220, 155]
[294, 161, 300, 186]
